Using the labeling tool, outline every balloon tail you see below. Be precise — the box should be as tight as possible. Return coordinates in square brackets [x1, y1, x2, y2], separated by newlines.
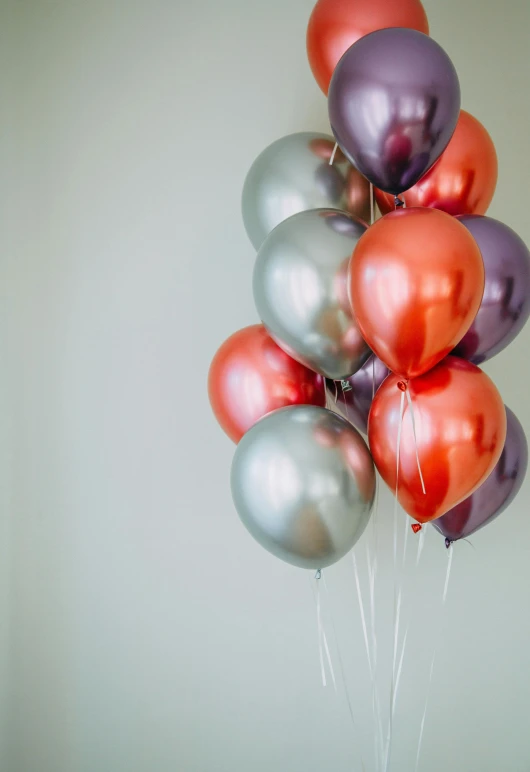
[329, 142, 338, 166]
[416, 524, 427, 565]
[414, 544, 454, 772]
[370, 182, 375, 226]
[405, 388, 426, 495]
[394, 195, 405, 208]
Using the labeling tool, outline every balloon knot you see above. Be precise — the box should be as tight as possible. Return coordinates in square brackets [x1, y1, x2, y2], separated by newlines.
[394, 195, 405, 208]
[340, 379, 352, 392]
[397, 380, 408, 392]
[315, 569, 322, 580]
[445, 538, 453, 549]
[411, 523, 422, 534]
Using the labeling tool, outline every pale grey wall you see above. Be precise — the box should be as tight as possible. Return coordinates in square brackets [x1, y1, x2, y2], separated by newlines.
[2, 1, 530, 771]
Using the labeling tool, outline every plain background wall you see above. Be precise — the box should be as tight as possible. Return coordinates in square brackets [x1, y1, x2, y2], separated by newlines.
[2, 1, 530, 770]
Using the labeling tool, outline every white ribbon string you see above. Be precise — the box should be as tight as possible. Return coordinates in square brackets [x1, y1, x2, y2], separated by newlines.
[314, 573, 336, 690]
[405, 388, 426, 495]
[322, 575, 367, 772]
[329, 142, 338, 166]
[383, 390, 406, 772]
[414, 546, 455, 772]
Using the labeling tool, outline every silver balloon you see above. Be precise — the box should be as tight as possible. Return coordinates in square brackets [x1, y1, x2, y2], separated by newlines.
[231, 405, 375, 569]
[253, 208, 370, 380]
[242, 132, 371, 250]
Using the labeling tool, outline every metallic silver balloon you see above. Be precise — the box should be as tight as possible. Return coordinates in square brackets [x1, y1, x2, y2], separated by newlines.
[253, 208, 370, 380]
[231, 405, 375, 569]
[242, 132, 371, 250]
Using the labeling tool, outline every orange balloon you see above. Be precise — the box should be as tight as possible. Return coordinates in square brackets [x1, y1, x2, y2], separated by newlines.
[375, 111, 498, 216]
[208, 324, 325, 443]
[307, 0, 429, 95]
[368, 357, 507, 523]
[350, 208, 484, 378]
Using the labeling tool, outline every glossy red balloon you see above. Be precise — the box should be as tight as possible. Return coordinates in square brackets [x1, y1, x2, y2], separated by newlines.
[368, 357, 507, 523]
[208, 325, 326, 443]
[349, 208, 484, 378]
[307, 0, 429, 95]
[375, 111, 498, 216]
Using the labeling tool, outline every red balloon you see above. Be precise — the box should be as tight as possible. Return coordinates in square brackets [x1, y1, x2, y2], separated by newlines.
[307, 0, 429, 95]
[368, 357, 506, 523]
[349, 208, 484, 378]
[208, 325, 325, 443]
[375, 111, 498, 216]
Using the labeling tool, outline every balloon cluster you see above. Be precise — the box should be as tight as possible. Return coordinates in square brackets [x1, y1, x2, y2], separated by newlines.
[209, 0, 529, 567]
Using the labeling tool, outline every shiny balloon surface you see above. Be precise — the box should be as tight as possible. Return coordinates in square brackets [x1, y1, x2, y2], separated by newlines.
[231, 405, 375, 568]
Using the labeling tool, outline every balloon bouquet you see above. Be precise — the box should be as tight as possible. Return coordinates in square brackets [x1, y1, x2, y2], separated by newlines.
[209, 2, 530, 566]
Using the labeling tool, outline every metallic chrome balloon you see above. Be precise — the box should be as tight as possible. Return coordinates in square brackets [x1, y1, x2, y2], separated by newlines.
[433, 406, 528, 544]
[242, 132, 371, 250]
[328, 28, 460, 195]
[231, 405, 375, 569]
[253, 208, 370, 380]
[452, 216, 530, 364]
[326, 354, 389, 434]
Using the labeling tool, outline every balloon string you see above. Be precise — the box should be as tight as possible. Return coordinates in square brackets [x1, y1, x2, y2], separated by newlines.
[329, 142, 338, 166]
[416, 523, 427, 566]
[413, 546, 454, 772]
[322, 575, 367, 772]
[313, 571, 337, 690]
[384, 390, 406, 772]
[353, 548, 384, 768]
[405, 388, 426, 495]
[370, 182, 375, 226]
[366, 477, 386, 767]
[341, 380, 352, 425]
[372, 357, 376, 400]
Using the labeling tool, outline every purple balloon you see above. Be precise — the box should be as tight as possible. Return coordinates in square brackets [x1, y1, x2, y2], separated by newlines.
[325, 355, 389, 434]
[433, 406, 528, 545]
[328, 28, 461, 195]
[453, 216, 530, 364]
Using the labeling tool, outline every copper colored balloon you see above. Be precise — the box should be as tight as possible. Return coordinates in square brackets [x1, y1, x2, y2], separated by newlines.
[433, 405, 527, 543]
[307, 0, 429, 95]
[368, 357, 507, 523]
[349, 208, 485, 378]
[376, 111, 498, 216]
[208, 325, 325, 443]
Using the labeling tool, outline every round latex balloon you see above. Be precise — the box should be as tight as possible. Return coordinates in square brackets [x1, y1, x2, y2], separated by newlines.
[368, 357, 507, 523]
[307, 0, 429, 95]
[328, 28, 460, 194]
[349, 208, 484, 378]
[376, 110, 498, 216]
[242, 132, 370, 250]
[433, 406, 527, 543]
[254, 209, 370, 380]
[326, 355, 389, 434]
[231, 405, 375, 568]
[208, 324, 326, 443]
[452, 216, 530, 364]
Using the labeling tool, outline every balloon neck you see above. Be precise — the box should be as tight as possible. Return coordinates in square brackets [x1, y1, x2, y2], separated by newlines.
[397, 380, 408, 392]
[394, 195, 405, 208]
[315, 569, 322, 580]
[339, 379, 352, 392]
[411, 523, 422, 534]
[445, 538, 453, 549]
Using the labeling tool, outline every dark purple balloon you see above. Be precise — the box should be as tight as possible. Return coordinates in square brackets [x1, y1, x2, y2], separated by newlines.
[433, 406, 528, 544]
[325, 355, 389, 434]
[453, 216, 530, 364]
[328, 28, 461, 195]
